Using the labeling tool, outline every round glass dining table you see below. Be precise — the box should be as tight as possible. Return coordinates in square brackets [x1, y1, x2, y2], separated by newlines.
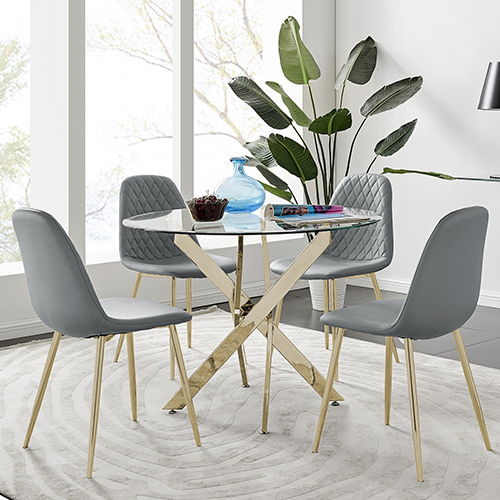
[123, 208, 380, 433]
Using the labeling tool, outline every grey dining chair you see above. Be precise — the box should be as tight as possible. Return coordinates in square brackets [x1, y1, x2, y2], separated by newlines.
[270, 173, 399, 366]
[313, 206, 492, 482]
[12, 208, 201, 478]
[114, 175, 237, 379]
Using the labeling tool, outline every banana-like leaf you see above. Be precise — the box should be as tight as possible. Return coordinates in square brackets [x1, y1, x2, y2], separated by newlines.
[266, 81, 312, 127]
[375, 119, 417, 157]
[361, 76, 423, 117]
[308, 108, 352, 135]
[245, 156, 290, 191]
[228, 76, 291, 129]
[260, 181, 293, 202]
[278, 16, 321, 85]
[335, 36, 377, 90]
[244, 136, 279, 168]
[268, 133, 318, 181]
[383, 167, 456, 180]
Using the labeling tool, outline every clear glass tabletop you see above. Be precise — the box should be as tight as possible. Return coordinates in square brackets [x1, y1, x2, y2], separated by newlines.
[123, 208, 381, 236]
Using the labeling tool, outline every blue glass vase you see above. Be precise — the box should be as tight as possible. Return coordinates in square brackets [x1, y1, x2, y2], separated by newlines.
[214, 157, 265, 213]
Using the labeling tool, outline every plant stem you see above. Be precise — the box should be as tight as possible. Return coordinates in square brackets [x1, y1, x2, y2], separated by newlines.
[290, 122, 317, 204]
[306, 83, 329, 203]
[345, 117, 367, 177]
[312, 133, 327, 202]
[331, 132, 337, 199]
[307, 83, 318, 119]
[366, 155, 378, 173]
[339, 82, 346, 108]
[301, 181, 312, 204]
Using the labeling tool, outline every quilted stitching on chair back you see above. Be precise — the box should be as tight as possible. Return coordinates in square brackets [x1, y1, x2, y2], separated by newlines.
[120, 175, 196, 261]
[325, 173, 393, 263]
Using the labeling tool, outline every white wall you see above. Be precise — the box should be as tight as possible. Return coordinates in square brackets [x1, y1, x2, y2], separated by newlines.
[336, 0, 500, 307]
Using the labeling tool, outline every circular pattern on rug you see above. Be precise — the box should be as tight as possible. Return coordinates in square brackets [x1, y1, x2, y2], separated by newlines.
[0, 307, 499, 499]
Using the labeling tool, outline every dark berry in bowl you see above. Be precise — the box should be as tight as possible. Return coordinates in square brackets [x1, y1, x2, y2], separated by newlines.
[186, 195, 229, 222]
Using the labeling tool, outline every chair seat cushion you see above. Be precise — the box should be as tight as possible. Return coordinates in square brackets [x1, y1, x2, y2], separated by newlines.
[99, 298, 192, 335]
[320, 299, 405, 337]
[121, 253, 237, 278]
[270, 254, 390, 280]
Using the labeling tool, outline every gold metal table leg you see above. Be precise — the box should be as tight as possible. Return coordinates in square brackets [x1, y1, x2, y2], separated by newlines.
[234, 235, 249, 387]
[169, 277, 177, 380]
[164, 231, 343, 410]
[261, 314, 274, 433]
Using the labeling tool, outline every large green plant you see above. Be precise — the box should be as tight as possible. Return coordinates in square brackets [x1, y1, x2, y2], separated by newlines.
[228, 17, 423, 205]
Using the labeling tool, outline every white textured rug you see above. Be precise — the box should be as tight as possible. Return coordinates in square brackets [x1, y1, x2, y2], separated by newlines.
[0, 307, 499, 500]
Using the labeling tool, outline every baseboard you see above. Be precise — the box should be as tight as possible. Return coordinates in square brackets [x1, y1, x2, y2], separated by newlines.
[0, 317, 51, 342]
[348, 276, 500, 309]
[0, 279, 310, 342]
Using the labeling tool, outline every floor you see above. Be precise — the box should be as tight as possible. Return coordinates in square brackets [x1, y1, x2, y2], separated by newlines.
[217, 285, 500, 370]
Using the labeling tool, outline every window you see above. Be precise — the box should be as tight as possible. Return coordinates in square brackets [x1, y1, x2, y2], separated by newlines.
[0, 1, 29, 270]
[193, 0, 264, 195]
[86, 0, 173, 263]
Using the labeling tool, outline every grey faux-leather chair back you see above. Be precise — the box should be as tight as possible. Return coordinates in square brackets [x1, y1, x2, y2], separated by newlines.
[114, 175, 237, 376]
[120, 175, 191, 263]
[314, 206, 491, 482]
[270, 173, 396, 357]
[12, 207, 201, 477]
[325, 172, 393, 264]
[13, 208, 111, 338]
[392, 206, 487, 340]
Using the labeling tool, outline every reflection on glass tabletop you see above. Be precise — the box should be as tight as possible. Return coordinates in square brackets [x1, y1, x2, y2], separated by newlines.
[123, 208, 381, 236]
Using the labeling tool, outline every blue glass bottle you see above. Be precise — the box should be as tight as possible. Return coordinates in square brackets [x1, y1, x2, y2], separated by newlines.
[214, 157, 266, 213]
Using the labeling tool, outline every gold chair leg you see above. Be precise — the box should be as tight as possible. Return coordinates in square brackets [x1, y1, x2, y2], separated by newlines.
[114, 273, 143, 363]
[170, 277, 177, 380]
[23, 332, 62, 448]
[261, 316, 274, 434]
[313, 328, 344, 453]
[87, 336, 106, 478]
[384, 336, 393, 425]
[186, 278, 193, 348]
[126, 332, 137, 422]
[331, 279, 338, 364]
[453, 330, 491, 450]
[390, 338, 400, 364]
[404, 338, 423, 482]
[333, 328, 344, 382]
[169, 325, 201, 446]
[323, 280, 330, 349]
[369, 273, 400, 364]
[113, 335, 125, 363]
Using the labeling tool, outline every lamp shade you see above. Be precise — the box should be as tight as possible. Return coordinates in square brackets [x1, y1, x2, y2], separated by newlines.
[478, 62, 500, 110]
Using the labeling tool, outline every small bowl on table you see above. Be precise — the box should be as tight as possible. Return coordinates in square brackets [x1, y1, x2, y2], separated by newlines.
[186, 197, 229, 222]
